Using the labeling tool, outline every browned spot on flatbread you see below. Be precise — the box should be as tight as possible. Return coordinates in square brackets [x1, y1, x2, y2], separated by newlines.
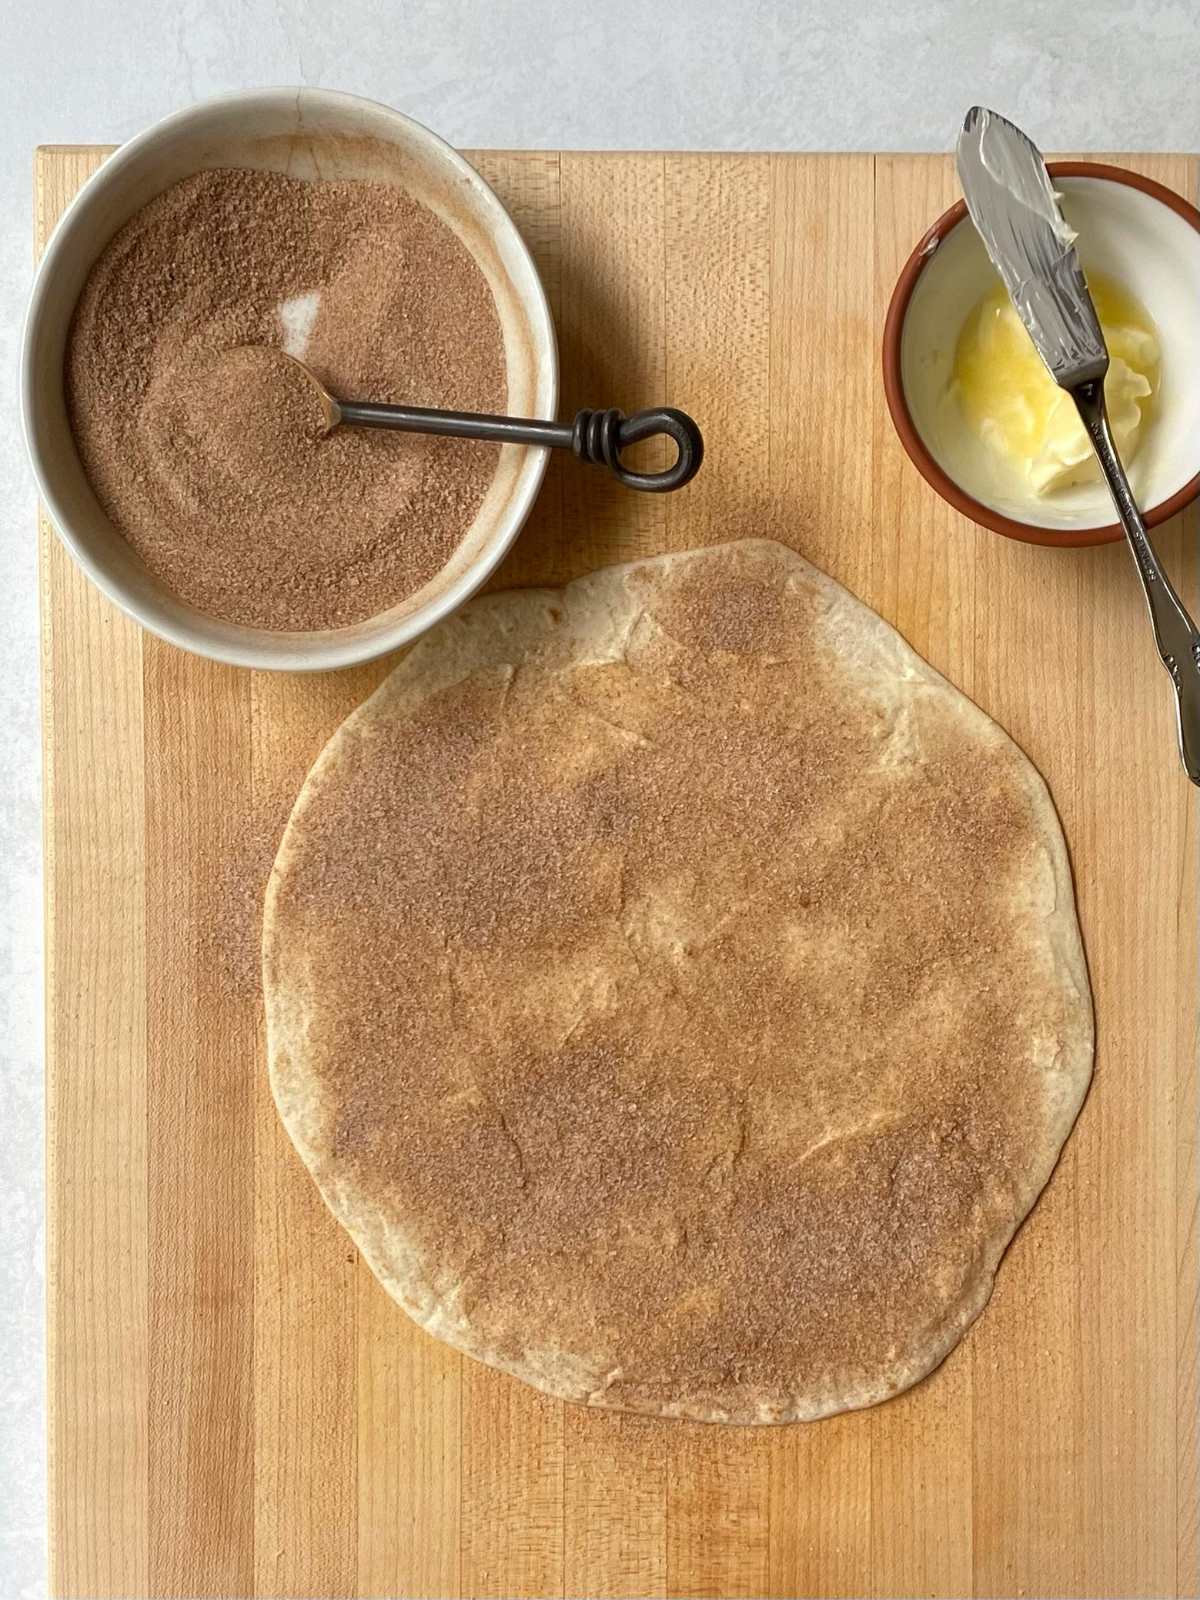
[264, 539, 1092, 1422]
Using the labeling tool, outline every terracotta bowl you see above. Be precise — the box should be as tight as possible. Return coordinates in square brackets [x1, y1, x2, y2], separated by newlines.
[883, 162, 1200, 548]
[22, 87, 557, 671]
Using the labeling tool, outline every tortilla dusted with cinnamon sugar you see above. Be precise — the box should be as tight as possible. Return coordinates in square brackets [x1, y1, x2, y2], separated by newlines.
[263, 539, 1092, 1423]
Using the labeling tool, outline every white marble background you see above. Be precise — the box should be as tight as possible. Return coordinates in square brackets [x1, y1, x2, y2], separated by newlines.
[1, 3, 1195, 1594]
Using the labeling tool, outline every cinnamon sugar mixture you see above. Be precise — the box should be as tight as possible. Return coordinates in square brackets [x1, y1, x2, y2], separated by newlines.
[65, 168, 506, 631]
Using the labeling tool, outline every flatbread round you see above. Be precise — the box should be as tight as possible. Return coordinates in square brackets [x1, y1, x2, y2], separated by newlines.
[263, 539, 1092, 1423]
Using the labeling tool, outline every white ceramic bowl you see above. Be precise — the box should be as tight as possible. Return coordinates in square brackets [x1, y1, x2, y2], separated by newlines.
[22, 87, 557, 670]
[883, 163, 1200, 547]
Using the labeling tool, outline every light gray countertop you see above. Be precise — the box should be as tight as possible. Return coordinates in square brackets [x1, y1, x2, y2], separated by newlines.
[1, 3, 1194, 1593]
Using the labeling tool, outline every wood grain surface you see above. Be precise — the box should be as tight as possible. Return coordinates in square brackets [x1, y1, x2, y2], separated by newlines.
[39, 145, 1198, 1599]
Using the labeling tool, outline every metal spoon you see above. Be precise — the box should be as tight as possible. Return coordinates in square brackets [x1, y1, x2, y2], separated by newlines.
[957, 106, 1200, 785]
[280, 352, 703, 494]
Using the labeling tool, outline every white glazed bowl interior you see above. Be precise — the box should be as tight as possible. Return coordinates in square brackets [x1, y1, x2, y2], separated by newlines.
[901, 174, 1200, 532]
[22, 88, 557, 671]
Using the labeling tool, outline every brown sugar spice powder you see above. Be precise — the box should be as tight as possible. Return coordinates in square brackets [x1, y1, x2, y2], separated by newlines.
[65, 168, 506, 631]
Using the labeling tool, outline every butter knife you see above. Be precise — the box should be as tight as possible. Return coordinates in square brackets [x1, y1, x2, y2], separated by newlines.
[957, 105, 1200, 786]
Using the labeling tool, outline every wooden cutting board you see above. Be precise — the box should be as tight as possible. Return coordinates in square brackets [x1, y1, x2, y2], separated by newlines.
[39, 145, 1197, 1600]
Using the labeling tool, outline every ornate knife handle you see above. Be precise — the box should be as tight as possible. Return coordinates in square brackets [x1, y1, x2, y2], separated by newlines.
[1073, 377, 1200, 786]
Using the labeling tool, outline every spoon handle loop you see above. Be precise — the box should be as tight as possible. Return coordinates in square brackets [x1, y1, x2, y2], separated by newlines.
[571, 407, 703, 493]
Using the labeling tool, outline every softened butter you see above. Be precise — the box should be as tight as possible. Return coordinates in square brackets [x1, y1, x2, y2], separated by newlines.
[951, 273, 1159, 495]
